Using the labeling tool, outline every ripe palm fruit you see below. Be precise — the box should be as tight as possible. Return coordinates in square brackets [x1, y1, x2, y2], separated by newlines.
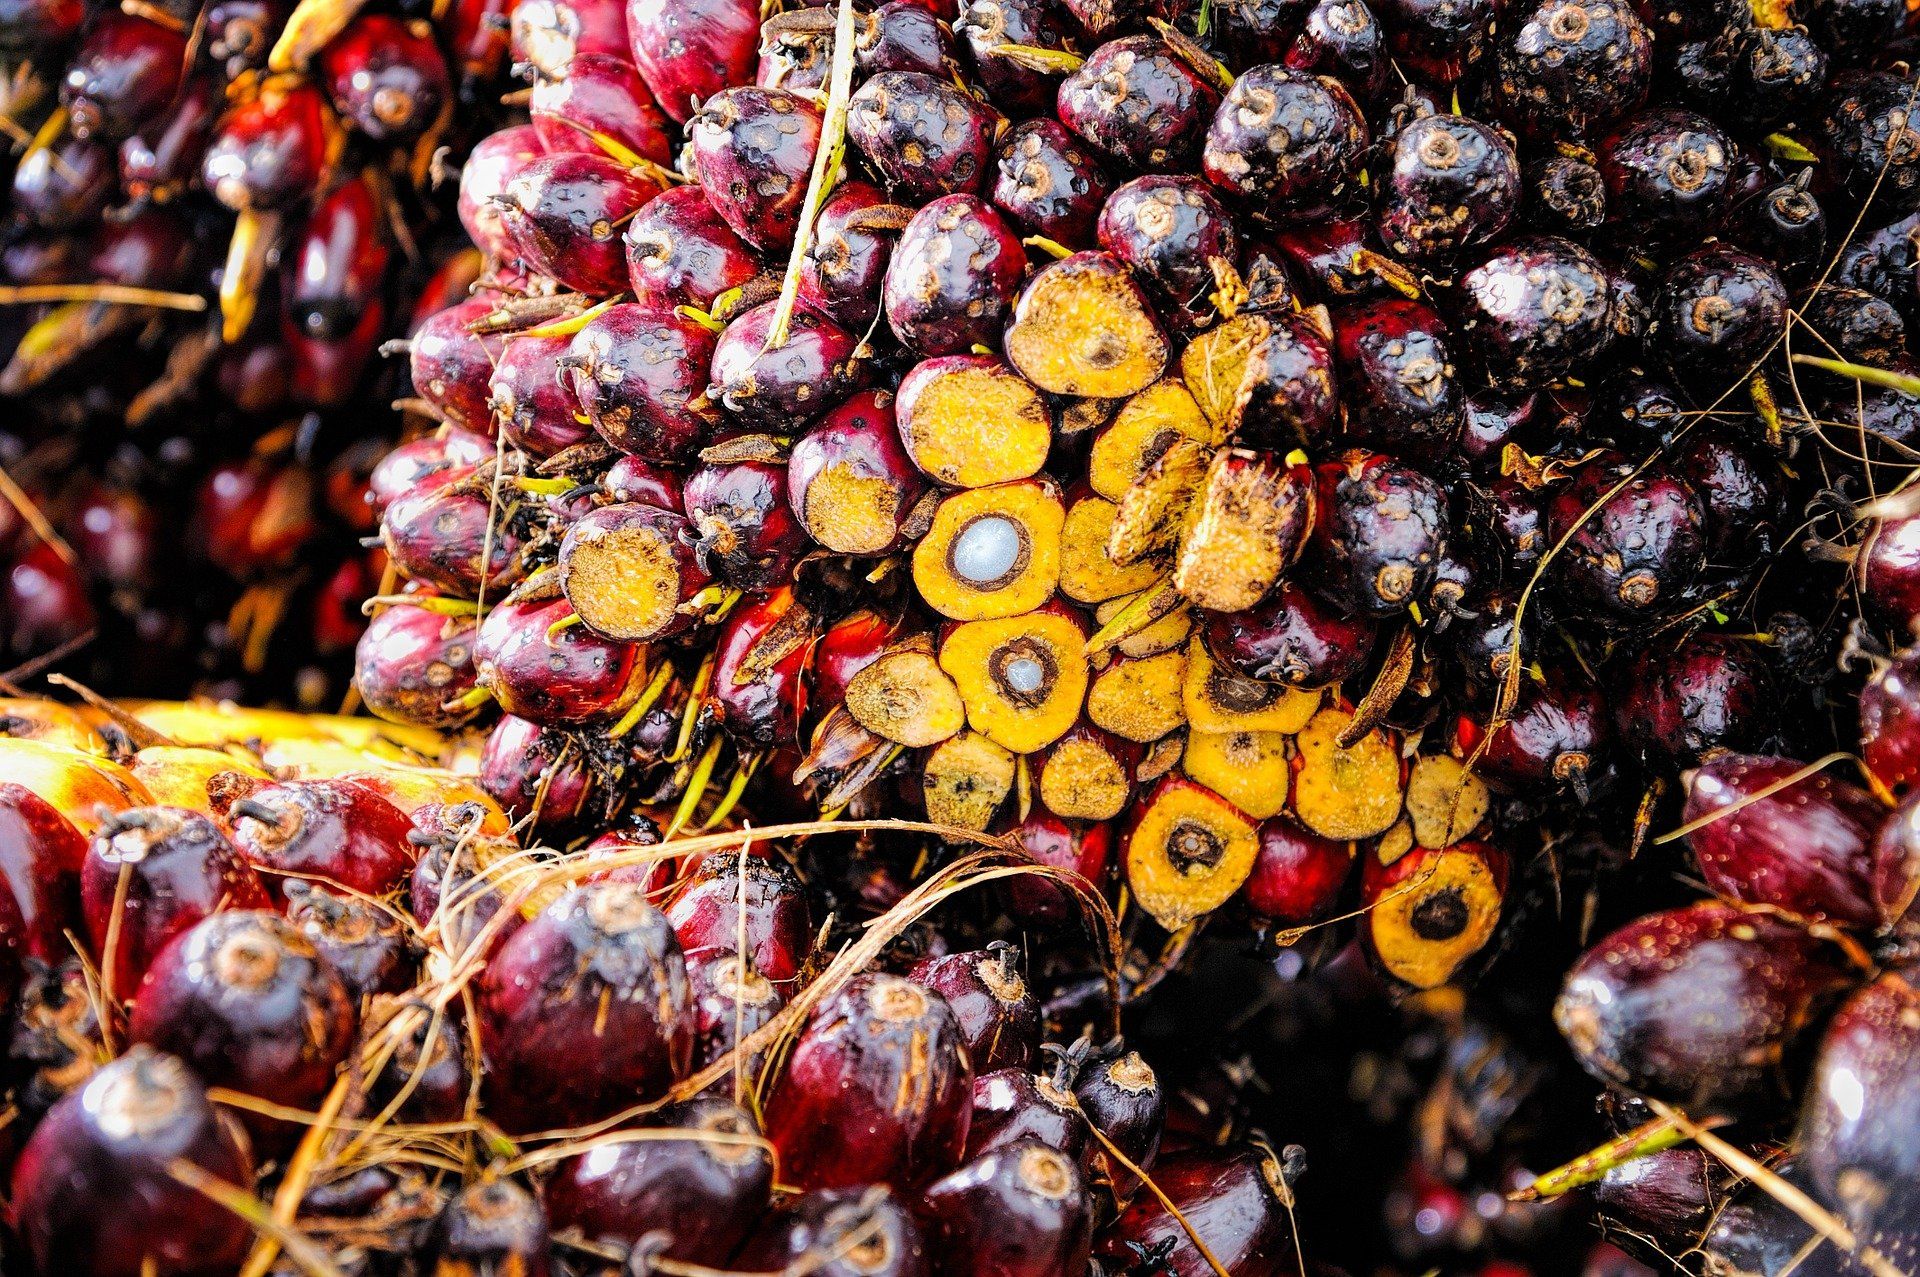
[912, 480, 1065, 621]
[895, 355, 1054, 489]
[1123, 775, 1260, 930]
[939, 604, 1091, 754]
[1361, 840, 1508, 989]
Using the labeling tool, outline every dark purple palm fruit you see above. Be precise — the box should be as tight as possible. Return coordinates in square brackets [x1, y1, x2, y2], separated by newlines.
[801, 181, 901, 332]
[1682, 753, 1883, 929]
[356, 603, 482, 729]
[545, 1097, 774, 1260]
[475, 597, 646, 724]
[687, 950, 786, 1070]
[1495, 0, 1653, 140]
[203, 81, 330, 211]
[481, 730, 602, 841]
[564, 303, 721, 461]
[954, 0, 1073, 118]
[919, 1140, 1094, 1276]
[628, 0, 758, 124]
[1596, 107, 1735, 246]
[11, 1047, 253, 1277]
[1309, 450, 1450, 617]
[1075, 1045, 1163, 1179]
[1439, 588, 1533, 693]
[1373, 0, 1491, 84]
[855, 0, 954, 76]
[883, 195, 1028, 356]
[425, 1180, 551, 1277]
[847, 71, 1001, 204]
[529, 54, 674, 165]
[1619, 633, 1774, 767]
[1736, 24, 1827, 130]
[1097, 176, 1239, 332]
[1331, 297, 1461, 460]
[1861, 647, 1920, 798]
[1285, 0, 1388, 102]
[689, 86, 823, 253]
[405, 298, 497, 434]
[319, 14, 450, 143]
[909, 943, 1042, 1073]
[228, 780, 416, 902]
[1810, 0, 1905, 62]
[1652, 245, 1787, 392]
[557, 502, 712, 642]
[497, 152, 659, 296]
[283, 881, 413, 1002]
[1822, 71, 1920, 222]
[60, 13, 186, 140]
[459, 125, 547, 261]
[1204, 580, 1378, 688]
[1098, 1145, 1301, 1275]
[1202, 65, 1367, 218]
[710, 300, 870, 427]
[381, 474, 528, 597]
[362, 998, 467, 1124]
[478, 882, 693, 1131]
[1874, 787, 1920, 943]
[1555, 899, 1854, 1112]
[1376, 113, 1520, 265]
[1466, 477, 1547, 585]
[129, 911, 358, 1127]
[667, 851, 812, 982]
[765, 973, 973, 1190]
[1525, 154, 1608, 235]
[1467, 665, 1612, 797]
[1216, 309, 1340, 449]
[683, 460, 808, 591]
[991, 119, 1112, 249]
[1545, 452, 1705, 625]
[741, 1185, 931, 1277]
[623, 184, 763, 315]
[1669, 428, 1788, 569]
[1797, 976, 1920, 1237]
[965, 1058, 1089, 1162]
[1059, 36, 1220, 174]
[10, 131, 115, 231]
[756, 17, 832, 95]
[1456, 236, 1614, 388]
[787, 388, 926, 556]
[1798, 286, 1907, 389]
[1592, 1147, 1727, 1257]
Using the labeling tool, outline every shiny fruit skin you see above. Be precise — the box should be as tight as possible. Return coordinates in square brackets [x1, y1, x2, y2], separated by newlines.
[667, 851, 812, 982]
[909, 943, 1041, 1073]
[229, 778, 416, 899]
[624, 184, 762, 314]
[627, 0, 759, 125]
[0, 781, 87, 960]
[1098, 1145, 1298, 1276]
[917, 1140, 1094, 1277]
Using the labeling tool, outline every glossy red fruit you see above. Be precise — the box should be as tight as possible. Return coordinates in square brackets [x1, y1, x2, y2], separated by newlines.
[1464, 667, 1612, 798]
[319, 15, 449, 141]
[80, 807, 269, 996]
[605, 455, 686, 509]
[710, 585, 813, 749]
[918, 1140, 1094, 1276]
[1331, 297, 1462, 460]
[1546, 454, 1705, 625]
[1861, 648, 1920, 798]
[286, 176, 391, 342]
[66, 482, 158, 592]
[909, 943, 1041, 1073]
[1063, 36, 1220, 174]
[1075, 1045, 1163, 1180]
[11, 1047, 253, 1277]
[1006, 813, 1112, 927]
[0, 781, 88, 961]
[1243, 817, 1352, 926]
[1796, 975, 1920, 1237]
[486, 330, 592, 457]
[667, 851, 812, 982]
[513, 0, 625, 78]
[684, 460, 808, 590]
[409, 816, 527, 959]
[459, 125, 548, 260]
[228, 778, 416, 899]
[690, 86, 823, 252]
[740, 1185, 931, 1277]
[627, 0, 759, 124]
[118, 75, 219, 203]
[284, 881, 412, 1001]
[561, 303, 720, 459]
[60, 14, 186, 140]
[687, 949, 786, 1069]
[354, 603, 482, 729]
[202, 82, 330, 211]
[965, 1064, 1088, 1163]
[478, 881, 694, 1130]
[0, 0, 83, 49]
[5, 543, 96, 659]
[1620, 634, 1774, 766]
[1682, 754, 1882, 928]
[1099, 1145, 1301, 1276]
[787, 390, 926, 557]
[129, 910, 358, 1123]
[710, 300, 870, 427]
[380, 476, 528, 597]
[799, 181, 899, 331]
[499, 153, 659, 296]
[477, 714, 603, 837]
[624, 184, 762, 314]
[529, 53, 673, 163]
[849, 71, 1001, 202]
[884, 194, 1028, 356]
[365, 998, 468, 1123]
[766, 973, 973, 1190]
[476, 597, 646, 724]
[425, 1180, 552, 1277]
[1204, 580, 1377, 689]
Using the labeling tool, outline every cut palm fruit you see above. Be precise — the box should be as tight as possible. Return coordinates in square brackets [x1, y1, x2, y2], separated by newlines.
[1094, 591, 1194, 659]
[922, 731, 1018, 832]
[1005, 251, 1170, 398]
[1038, 725, 1136, 822]
[1088, 379, 1215, 501]
[0, 739, 153, 834]
[1361, 841, 1508, 990]
[1292, 705, 1405, 841]
[1173, 449, 1315, 613]
[1182, 639, 1320, 734]
[1182, 729, 1290, 820]
[1061, 491, 1163, 604]
[896, 355, 1054, 488]
[559, 504, 708, 642]
[1087, 649, 1188, 743]
[1123, 776, 1259, 930]
[1107, 436, 1211, 567]
[1404, 754, 1491, 849]
[912, 480, 1065, 621]
[845, 634, 968, 748]
[938, 605, 1090, 754]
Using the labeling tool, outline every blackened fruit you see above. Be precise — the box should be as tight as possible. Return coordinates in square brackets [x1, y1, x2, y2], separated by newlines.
[1739, 25, 1827, 129]
[1377, 114, 1520, 264]
[1822, 71, 1920, 221]
[800, 181, 898, 332]
[909, 944, 1041, 1073]
[1310, 451, 1450, 617]
[1545, 453, 1705, 624]
[498, 152, 659, 296]
[1074, 1046, 1164, 1177]
[992, 119, 1112, 249]
[1496, 0, 1653, 140]
[354, 603, 481, 730]
[884, 195, 1027, 356]
[1726, 175, 1827, 288]
[1669, 427, 1788, 568]
[1285, 0, 1388, 100]
[1554, 899, 1853, 1111]
[1683, 753, 1882, 928]
[711, 300, 870, 427]
[667, 851, 811, 981]
[1098, 1145, 1300, 1276]
[766, 973, 972, 1190]
[628, 0, 759, 124]
[319, 14, 450, 142]
[229, 777, 417, 899]
[60, 14, 186, 141]
[955, 0, 1072, 118]
[1620, 634, 1773, 766]
[284, 882, 412, 1002]
[1375, 0, 1492, 85]
[478, 882, 693, 1130]
[425, 1180, 552, 1277]
[1202, 65, 1367, 216]
[740, 1185, 931, 1277]
[1331, 297, 1461, 458]
[691, 86, 823, 252]
[1653, 246, 1788, 388]
[11, 1047, 253, 1277]
[1060, 36, 1220, 174]
[1457, 236, 1613, 387]
[566, 303, 720, 461]
[849, 71, 1001, 203]
[1097, 176, 1240, 332]
[1797, 976, 1920, 1237]
[624, 184, 761, 315]
[1597, 107, 1734, 244]
[918, 1141, 1094, 1277]
[1526, 154, 1607, 234]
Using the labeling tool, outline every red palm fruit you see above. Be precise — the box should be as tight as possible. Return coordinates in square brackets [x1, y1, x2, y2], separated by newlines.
[684, 461, 808, 590]
[409, 822, 527, 958]
[711, 585, 813, 749]
[1858, 512, 1920, 632]
[854, 0, 952, 75]
[688, 949, 786, 1069]
[800, 181, 900, 332]
[545, 1097, 774, 1258]
[1062, 36, 1219, 174]
[424, 1180, 552, 1277]
[1361, 840, 1508, 990]
[67, 482, 157, 592]
[368, 430, 490, 518]
[624, 184, 761, 314]
[1546, 454, 1705, 625]
[478, 882, 694, 1130]
[488, 330, 592, 457]
[355, 604, 482, 729]
[990, 118, 1111, 249]
[1459, 667, 1611, 798]
[1670, 428, 1789, 570]
[1075, 1046, 1163, 1179]
[690, 86, 823, 252]
[11, 1047, 253, 1277]
[459, 124, 548, 260]
[364, 997, 468, 1123]
[499, 153, 658, 296]
[1331, 297, 1462, 460]
[1309, 450, 1451, 617]
[118, 74, 219, 203]
[918, 1140, 1094, 1276]
[812, 608, 904, 711]
[4, 542, 96, 661]
[513, 0, 626, 78]
[477, 715, 602, 836]
[286, 175, 391, 343]
[1097, 175, 1239, 333]
[283, 881, 412, 1002]
[445, 0, 511, 88]
[80, 807, 268, 996]
[849, 71, 1001, 202]
[1099, 1145, 1301, 1276]
[1005, 812, 1112, 927]
[129, 911, 358, 1124]
[192, 459, 317, 579]
[319, 15, 448, 141]
[740, 1185, 931, 1277]
[564, 303, 720, 461]
[477, 597, 645, 724]
[788, 390, 927, 557]
[558, 502, 710, 643]
[204, 0, 287, 78]
[1204, 581, 1376, 690]
[0, 0, 83, 49]
[606, 455, 685, 509]
[956, 0, 1071, 117]
[89, 206, 194, 290]
[287, 296, 387, 406]
[1243, 817, 1352, 926]
[910, 943, 1041, 1073]
[1592, 1148, 1724, 1254]
[710, 300, 870, 427]
[380, 476, 526, 597]
[965, 1064, 1088, 1162]
[627, 0, 758, 123]
[766, 973, 973, 1190]
[1861, 648, 1920, 798]
[884, 195, 1028, 356]
[229, 778, 416, 899]
[0, 781, 89, 961]
[1457, 235, 1613, 387]
[202, 81, 330, 211]
[1618, 634, 1774, 767]
[1555, 899, 1854, 1111]
[1682, 754, 1882, 928]
[1796, 975, 1920, 1236]
[60, 13, 185, 140]
[529, 53, 673, 163]
[667, 851, 812, 982]
[10, 130, 114, 231]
